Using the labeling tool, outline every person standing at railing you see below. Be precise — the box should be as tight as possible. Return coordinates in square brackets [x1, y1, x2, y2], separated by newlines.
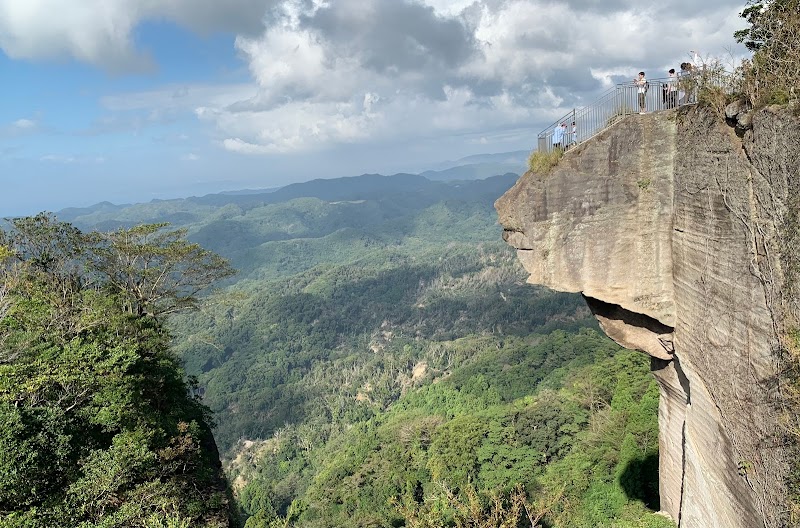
[679, 62, 695, 104]
[635, 72, 648, 114]
[552, 122, 565, 149]
[667, 68, 678, 108]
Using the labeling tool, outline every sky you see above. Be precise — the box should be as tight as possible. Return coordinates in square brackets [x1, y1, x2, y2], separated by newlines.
[0, 0, 750, 216]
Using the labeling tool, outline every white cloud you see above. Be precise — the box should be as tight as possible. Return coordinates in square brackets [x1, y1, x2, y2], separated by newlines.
[419, 0, 474, 17]
[40, 154, 105, 164]
[2, 0, 749, 155]
[191, 0, 747, 154]
[12, 118, 37, 130]
[207, 97, 378, 154]
[0, 0, 278, 70]
[1, 117, 40, 138]
[0, 1, 150, 71]
[100, 83, 255, 112]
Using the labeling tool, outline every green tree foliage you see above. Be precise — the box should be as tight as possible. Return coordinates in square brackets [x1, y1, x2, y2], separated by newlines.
[232, 331, 670, 528]
[393, 483, 549, 528]
[0, 214, 234, 527]
[55, 177, 669, 528]
[89, 223, 235, 317]
[736, 0, 800, 104]
[172, 244, 590, 453]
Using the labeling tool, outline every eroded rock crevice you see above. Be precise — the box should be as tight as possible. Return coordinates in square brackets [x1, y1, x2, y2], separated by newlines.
[584, 295, 674, 361]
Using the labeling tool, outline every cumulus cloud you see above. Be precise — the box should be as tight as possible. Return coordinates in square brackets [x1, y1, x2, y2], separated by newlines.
[1, 0, 749, 154]
[0, 0, 277, 70]
[194, 0, 747, 154]
[0, 1, 149, 71]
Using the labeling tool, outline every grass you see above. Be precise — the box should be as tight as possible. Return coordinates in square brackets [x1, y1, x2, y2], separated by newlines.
[528, 148, 564, 174]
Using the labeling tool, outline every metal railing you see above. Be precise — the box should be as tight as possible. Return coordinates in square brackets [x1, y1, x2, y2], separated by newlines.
[537, 72, 731, 153]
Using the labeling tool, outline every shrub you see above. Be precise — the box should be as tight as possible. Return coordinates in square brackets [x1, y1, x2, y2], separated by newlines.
[736, 0, 800, 106]
[528, 149, 564, 174]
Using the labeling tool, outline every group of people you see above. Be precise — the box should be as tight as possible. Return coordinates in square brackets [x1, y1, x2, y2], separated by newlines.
[551, 120, 577, 149]
[550, 61, 697, 150]
[634, 62, 695, 114]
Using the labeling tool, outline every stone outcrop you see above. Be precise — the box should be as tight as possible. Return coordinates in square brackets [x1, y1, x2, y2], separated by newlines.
[496, 105, 799, 527]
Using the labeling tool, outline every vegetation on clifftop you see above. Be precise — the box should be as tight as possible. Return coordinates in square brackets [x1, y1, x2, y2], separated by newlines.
[527, 149, 564, 174]
[736, 2, 800, 521]
[0, 214, 235, 527]
[736, 0, 800, 106]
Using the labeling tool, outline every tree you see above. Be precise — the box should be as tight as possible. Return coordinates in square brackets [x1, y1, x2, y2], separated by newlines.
[1, 213, 86, 276]
[88, 223, 236, 317]
[0, 214, 94, 354]
[0, 215, 236, 526]
[735, 0, 800, 103]
[392, 483, 563, 528]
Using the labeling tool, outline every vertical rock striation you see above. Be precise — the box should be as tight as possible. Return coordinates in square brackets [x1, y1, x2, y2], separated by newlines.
[496, 105, 799, 527]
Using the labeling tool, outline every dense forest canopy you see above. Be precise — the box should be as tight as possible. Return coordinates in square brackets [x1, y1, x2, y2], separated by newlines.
[52, 173, 671, 527]
[0, 214, 234, 527]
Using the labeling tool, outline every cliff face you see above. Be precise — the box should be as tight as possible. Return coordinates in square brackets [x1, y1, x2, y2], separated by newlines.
[496, 105, 799, 527]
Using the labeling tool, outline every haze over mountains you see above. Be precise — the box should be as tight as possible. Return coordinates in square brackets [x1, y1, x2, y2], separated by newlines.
[2, 150, 529, 220]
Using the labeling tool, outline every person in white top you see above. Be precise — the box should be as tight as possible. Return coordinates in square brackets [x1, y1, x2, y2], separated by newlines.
[552, 122, 565, 149]
[667, 68, 678, 108]
[635, 72, 647, 114]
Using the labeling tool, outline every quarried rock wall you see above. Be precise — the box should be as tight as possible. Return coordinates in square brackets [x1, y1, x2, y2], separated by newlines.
[496, 105, 798, 527]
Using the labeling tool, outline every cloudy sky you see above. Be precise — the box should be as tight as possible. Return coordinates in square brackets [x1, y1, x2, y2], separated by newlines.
[1, 0, 749, 215]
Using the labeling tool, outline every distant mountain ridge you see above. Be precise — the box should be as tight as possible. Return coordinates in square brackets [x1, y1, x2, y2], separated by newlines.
[426, 149, 529, 170]
[55, 155, 526, 223]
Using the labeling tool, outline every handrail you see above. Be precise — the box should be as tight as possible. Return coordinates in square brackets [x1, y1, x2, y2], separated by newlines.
[537, 72, 734, 153]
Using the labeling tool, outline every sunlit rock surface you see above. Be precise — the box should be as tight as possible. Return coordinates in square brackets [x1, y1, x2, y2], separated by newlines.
[496, 106, 799, 528]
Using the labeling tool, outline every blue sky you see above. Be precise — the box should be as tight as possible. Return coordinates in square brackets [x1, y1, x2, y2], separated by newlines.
[0, 0, 749, 216]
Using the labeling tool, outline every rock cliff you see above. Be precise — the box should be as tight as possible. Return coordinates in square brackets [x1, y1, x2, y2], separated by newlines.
[496, 105, 799, 527]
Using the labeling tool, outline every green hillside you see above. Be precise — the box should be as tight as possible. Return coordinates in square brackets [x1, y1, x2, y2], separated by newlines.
[0, 216, 235, 527]
[46, 173, 668, 527]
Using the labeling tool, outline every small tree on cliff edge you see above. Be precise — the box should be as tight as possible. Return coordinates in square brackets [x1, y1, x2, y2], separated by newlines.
[735, 0, 800, 104]
[88, 223, 235, 318]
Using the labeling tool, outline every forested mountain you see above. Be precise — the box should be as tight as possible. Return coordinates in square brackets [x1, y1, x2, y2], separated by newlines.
[25, 172, 671, 527]
[0, 216, 235, 527]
